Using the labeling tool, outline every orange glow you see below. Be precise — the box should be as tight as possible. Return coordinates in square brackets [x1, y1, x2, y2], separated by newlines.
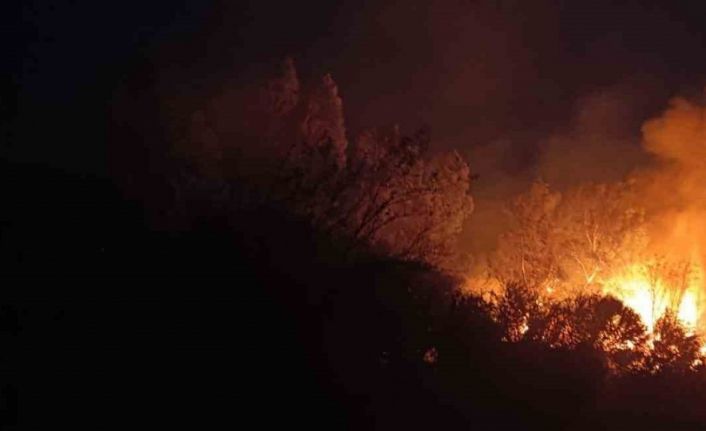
[678, 289, 699, 332]
[603, 262, 701, 333]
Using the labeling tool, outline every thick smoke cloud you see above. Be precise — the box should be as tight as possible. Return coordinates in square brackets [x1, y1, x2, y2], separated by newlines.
[643, 97, 706, 168]
[537, 88, 651, 188]
[115, 0, 706, 255]
[636, 94, 706, 260]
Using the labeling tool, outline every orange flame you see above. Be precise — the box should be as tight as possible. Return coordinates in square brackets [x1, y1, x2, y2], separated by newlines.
[603, 262, 701, 334]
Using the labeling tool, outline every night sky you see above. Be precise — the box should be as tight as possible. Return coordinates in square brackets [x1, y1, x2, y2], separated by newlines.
[7, 0, 706, 177]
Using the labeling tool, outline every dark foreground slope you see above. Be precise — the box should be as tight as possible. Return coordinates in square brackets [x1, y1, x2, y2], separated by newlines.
[3, 159, 706, 430]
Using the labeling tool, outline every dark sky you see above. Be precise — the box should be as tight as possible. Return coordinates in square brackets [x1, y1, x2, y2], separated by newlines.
[6, 0, 706, 182]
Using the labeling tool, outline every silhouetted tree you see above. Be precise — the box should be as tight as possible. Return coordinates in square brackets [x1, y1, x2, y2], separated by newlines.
[649, 310, 702, 373]
[493, 282, 541, 342]
[536, 295, 647, 371]
[192, 59, 476, 268]
[324, 126, 473, 267]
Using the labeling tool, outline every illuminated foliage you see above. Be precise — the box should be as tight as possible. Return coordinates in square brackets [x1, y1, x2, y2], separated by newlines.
[489, 181, 561, 290]
[553, 181, 646, 289]
[490, 180, 647, 297]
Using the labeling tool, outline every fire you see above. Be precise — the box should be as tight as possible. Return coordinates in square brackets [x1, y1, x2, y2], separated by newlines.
[603, 262, 701, 333]
[678, 289, 699, 331]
